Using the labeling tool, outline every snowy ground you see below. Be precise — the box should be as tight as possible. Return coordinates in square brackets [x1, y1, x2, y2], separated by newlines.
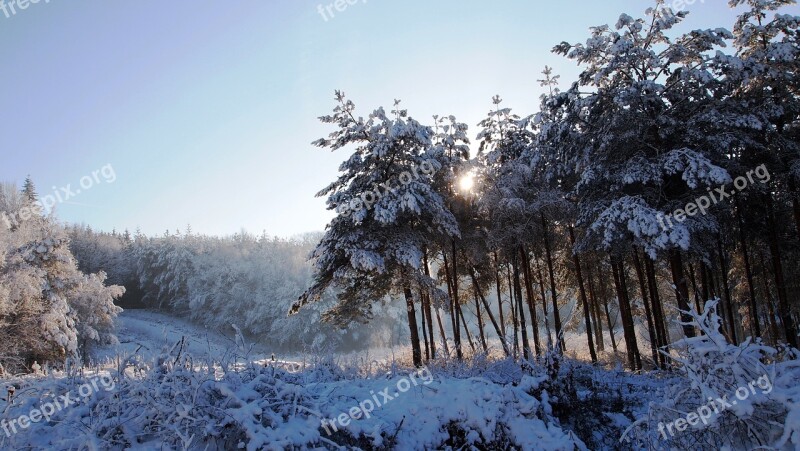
[91, 309, 303, 371]
[96, 309, 244, 361]
[2, 307, 797, 450]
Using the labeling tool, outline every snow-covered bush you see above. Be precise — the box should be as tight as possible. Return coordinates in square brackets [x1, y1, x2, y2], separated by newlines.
[625, 300, 800, 449]
[0, 192, 124, 373]
[0, 347, 589, 450]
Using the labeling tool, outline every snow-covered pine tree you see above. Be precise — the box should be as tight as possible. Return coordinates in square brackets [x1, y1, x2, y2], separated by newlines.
[719, 0, 800, 348]
[293, 92, 461, 367]
[544, 5, 734, 366]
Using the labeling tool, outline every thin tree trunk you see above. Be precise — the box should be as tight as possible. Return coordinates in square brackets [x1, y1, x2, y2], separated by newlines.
[687, 261, 703, 315]
[646, 257, 669, 367]
[435, 308, 450, 357]
[494, 252, 507, 339]
[422, 249, 437, 359]
[790, 180, 800, 243]
[718, 236, 737, 344]
[633, 250, 659, 368]
[541, 212, 563, 352]
[513, 254, 532, 360]
[458, 303, 476, 353]
[419, 294, 430, 361]
[520, 247, 542, 356]
[759, 248, 781, 345]
[705, 262, 719, 300]
[533, 253, 553, 347]
[736, 200, 760, 339]
[766, 194, 798, 348]
[471, 267, 511, 357]
[508, 262, 520, 358]
[442, 250, 463, 360]
[569, 226, 596, 363]
[669, 249, 696, 338]
[587, 263, 605, 352]
[794, 195, 800, 243]
[474, 289, 488, 354]
[686, 261, 705, 338]
[611, 257, 637, 370]
[621, 260, 642, 370]
[403, 286, 423, 368]
[597, 263, 618, 351]
[452, 241, 470, 355]
[700, 262, 709, 307]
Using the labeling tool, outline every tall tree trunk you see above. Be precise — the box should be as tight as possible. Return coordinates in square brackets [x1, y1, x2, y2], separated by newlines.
[474, 289, 488, 354]
[422, 249, 437, 359]
[645, 257, 669, 367]
[622, 259, 642, 370]
[597, 263, 618, 351]
[790, 179, 800, 243]
[633, 250, 659, 368]
[442, 250, 463, 360]
[435, 308, 450, 357]
[508, 262, 520, 358]
[717, 236, 737, 344]
[419, 294, 430, 361]
[493, 252, 507, 339]
[766, 195, 798, 348]
[621, 259, 642, 370]
[758, 248, 781, 345]
[700, 262, 710, 307]
[687, 261, 703, 315]
[587, 263, 605, 352]
[610, 256, 639, 370]
[705, 262, 719, 300]
[520, 247, 542, 356]
[513, 254, 532, 360]
[470, 267, 511, 357]
[568, 226, 597, 363]
[736, 200, 761, 339]
[458, 304, 476, 353]
[541, 212, 563, 352]
[452, 241, 470, 354]
[533, 253, 553, 347]
[403, 286, 423, 368]
[794, 195, 800, 243]
[669, 249, 696, 338]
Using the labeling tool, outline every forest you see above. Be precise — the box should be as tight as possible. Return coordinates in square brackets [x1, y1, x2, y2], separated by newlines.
[1, 1, 799, 449]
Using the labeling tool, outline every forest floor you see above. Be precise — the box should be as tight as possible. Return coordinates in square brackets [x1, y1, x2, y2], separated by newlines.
[1, 308, 796, 450]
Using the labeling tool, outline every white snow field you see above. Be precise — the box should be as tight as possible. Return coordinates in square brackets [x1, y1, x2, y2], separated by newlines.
[1, 305, 799, 450]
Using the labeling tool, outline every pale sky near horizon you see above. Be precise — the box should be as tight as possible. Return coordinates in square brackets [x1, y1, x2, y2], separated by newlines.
[1, 0, 788, 238]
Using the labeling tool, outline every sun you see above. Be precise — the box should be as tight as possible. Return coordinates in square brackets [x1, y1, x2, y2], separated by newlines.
[459, 173, 475, 193]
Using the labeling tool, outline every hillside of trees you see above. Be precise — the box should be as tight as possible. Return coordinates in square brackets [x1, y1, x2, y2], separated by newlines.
[0, 182, 124, 373]
[293, 0, 800, 371]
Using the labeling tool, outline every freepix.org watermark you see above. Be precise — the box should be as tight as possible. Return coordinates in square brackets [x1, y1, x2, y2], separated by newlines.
[0, 0, 51, 19]
[2, 374, 116, 438]
[317, 0, 368, 22]
[320, 366, 434, 435]
[336, 159, 437, 218]
[658, 0, 705, 18]
[657, 374, 773, 440]
[1, 164, 116, 230]
[657, 164, 770, 231]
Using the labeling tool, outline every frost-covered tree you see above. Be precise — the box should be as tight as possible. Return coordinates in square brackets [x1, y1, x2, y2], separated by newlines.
[0, 199, 124, 372]
[714, 0, 800, 348]
[294, 92, 461, 367]
[546, 5, 735, 360]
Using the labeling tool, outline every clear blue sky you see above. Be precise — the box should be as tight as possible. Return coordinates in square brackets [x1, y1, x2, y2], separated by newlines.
[0, 0, 777, 238]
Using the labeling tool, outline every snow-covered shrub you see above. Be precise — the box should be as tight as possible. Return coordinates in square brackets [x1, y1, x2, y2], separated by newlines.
[0, 207, 124, 373]
[1, 349, 588, 450]
[625, 300, 800, 449]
